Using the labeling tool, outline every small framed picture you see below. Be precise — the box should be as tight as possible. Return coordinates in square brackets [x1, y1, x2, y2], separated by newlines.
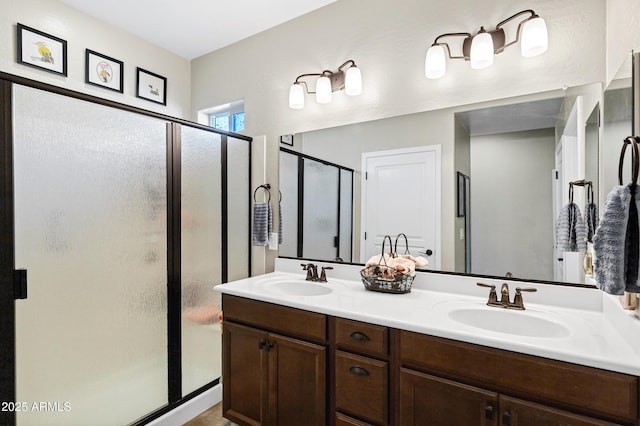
[17, 23, 67, 76]
[280, 134, 294, 146]
[136, 67, 167, 105]
[85, 49, 123, 93]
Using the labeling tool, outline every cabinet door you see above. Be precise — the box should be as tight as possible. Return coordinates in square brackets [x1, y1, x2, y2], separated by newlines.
[223, 322, 269, 426]
[399, 368, 498, 426]
[269, 333, 326, 426]
[499, 395, 620, 426]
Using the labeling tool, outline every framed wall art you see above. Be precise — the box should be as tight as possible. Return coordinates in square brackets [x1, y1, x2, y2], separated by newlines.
[136, 67, 167, 105]
[85, 49, 123, 93]
[17, 23, 67, 76]
[280, 134, 294, 146]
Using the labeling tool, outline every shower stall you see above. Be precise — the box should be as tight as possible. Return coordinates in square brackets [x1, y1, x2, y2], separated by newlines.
[0, 76, 251, 426]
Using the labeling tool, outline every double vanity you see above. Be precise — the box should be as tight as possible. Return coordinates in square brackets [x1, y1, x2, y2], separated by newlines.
[216, 258, 640, 425]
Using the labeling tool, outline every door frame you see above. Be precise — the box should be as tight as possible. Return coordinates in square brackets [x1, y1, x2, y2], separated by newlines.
[360, 145, 442, 268]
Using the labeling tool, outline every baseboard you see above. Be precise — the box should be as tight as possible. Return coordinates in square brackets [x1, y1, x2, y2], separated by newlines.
[147, 384, 222, 426]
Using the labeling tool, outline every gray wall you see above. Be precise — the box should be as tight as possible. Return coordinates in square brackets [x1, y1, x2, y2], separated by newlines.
[470, 128, 556, 280]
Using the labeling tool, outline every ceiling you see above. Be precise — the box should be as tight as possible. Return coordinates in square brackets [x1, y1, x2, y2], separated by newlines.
[455, 98, 565, 137]
[58, 0, 339, 60]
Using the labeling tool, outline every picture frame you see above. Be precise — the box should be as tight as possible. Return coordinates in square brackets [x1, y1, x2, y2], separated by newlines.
[280, 134, 294, 146]
[136, 67, 167, 105]
[85, 49, 123, 93]
[17, 23, 67, 76]
[457, 171, 467, 217]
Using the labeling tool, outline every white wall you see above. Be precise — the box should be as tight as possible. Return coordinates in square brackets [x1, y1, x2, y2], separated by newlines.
[470, 128, 556, 281]
[191, 0, 610, 272]
[192, 0, 606, 138]
[0, 0, 191, 118]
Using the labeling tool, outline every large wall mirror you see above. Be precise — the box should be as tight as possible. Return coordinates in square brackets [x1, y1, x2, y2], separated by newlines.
[278, 52, 637, 287]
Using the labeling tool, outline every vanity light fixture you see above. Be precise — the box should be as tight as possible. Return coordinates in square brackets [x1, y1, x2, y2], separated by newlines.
[425, 9, 548, 79]
[288, 60, 362, 109]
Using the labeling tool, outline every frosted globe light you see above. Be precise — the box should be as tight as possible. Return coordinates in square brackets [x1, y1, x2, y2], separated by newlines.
[470, 31, 494, 69]
[345, 66, 362, 96]
[521, 16, 548, 57]
[288, 83, 304, 109]
[425, 44, 446, 79]
[315, 76, 332, 104]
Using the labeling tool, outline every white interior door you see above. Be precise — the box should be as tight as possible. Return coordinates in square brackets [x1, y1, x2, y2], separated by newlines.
[361, 145, 441, 269]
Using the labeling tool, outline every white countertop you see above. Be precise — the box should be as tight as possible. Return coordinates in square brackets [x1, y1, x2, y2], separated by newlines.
[215, 258, 640, 376]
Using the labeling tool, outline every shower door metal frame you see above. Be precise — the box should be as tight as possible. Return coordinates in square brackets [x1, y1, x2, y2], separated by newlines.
[0, 72, 252, 426]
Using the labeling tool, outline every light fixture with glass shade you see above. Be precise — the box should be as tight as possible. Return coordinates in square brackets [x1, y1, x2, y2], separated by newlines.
[424, 9, 548, 79]
[288, 60, 362, 109]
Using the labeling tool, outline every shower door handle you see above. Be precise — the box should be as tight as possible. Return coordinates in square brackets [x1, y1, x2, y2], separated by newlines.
[14, 269, 27, 299]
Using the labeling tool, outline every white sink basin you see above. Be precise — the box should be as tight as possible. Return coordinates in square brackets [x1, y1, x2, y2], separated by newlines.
[264, 280, 333, 296]
[448, 307, 571, 338]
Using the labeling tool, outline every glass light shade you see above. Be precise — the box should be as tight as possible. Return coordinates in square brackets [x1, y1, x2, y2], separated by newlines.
[470, 31, 494, 69]
[344, 66, 362, 96]
[288, 83, 304, 109]
[316, 76, 332, 104]
[520, 16, 548, 57]
[425, 44, 446, 79]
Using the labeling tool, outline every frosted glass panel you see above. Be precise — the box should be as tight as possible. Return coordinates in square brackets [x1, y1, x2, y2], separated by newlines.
[13, 85, 168, 426]
[339, 170, 353, 262]
[302, 159, 339, 260]
[227, 137, 250, 281]
[180, 126, 222, 396]
[279, 152, 299, 257]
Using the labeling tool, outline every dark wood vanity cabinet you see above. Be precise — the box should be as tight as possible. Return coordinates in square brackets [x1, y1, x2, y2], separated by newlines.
[399, 330, 637, 426]
[222, 295, 327, 426]
[222, 295, 639, 426]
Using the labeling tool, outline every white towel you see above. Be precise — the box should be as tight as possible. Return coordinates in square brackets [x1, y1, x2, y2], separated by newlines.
[252, 202, 272, 246]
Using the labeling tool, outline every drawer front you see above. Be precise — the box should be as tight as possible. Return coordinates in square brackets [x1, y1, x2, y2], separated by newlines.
[400, 330, 638, 423]
[223, 294, 326, 343]
[335, 350, 388, 425]
[335, 317, 388, 358]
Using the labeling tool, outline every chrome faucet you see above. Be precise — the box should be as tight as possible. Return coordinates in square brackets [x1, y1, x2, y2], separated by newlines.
[301, 263, 318, 281]
[477, 282, 537, 310]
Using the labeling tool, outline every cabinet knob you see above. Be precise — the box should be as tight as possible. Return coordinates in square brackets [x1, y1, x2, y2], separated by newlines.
[502, 410, 511, 426]
[349, 331, 370, 342]
[349, 366, 370, 376]
[484, 405, 494, 420]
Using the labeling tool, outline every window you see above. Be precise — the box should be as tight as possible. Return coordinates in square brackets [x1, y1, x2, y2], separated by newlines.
[203, 100, 245, 133]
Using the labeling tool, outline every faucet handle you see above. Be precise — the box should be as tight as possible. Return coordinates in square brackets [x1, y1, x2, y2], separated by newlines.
[319, 266, 333, 282]
[301, 263, 317, 281]
[477, 282, 498, 305]
[512, 287, 537, 310]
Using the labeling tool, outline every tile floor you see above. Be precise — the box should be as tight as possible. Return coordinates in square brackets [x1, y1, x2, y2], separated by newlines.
[184, 402, 237, 426]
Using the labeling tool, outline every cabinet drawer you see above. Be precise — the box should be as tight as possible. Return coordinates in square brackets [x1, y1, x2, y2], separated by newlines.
[400, 330, 638, 423]
[223, 295, 326, 343]
[335, 317, 388, 358]
[335, 350, 388, 425]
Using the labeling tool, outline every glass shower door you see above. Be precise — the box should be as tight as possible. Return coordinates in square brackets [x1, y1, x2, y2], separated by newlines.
[13, 85, 169, 425]
[180, 125, 222, 396]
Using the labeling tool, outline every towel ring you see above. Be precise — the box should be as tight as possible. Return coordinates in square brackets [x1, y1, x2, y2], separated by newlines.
[253, 184, 271, 202]
[619, 136, 640, 187]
